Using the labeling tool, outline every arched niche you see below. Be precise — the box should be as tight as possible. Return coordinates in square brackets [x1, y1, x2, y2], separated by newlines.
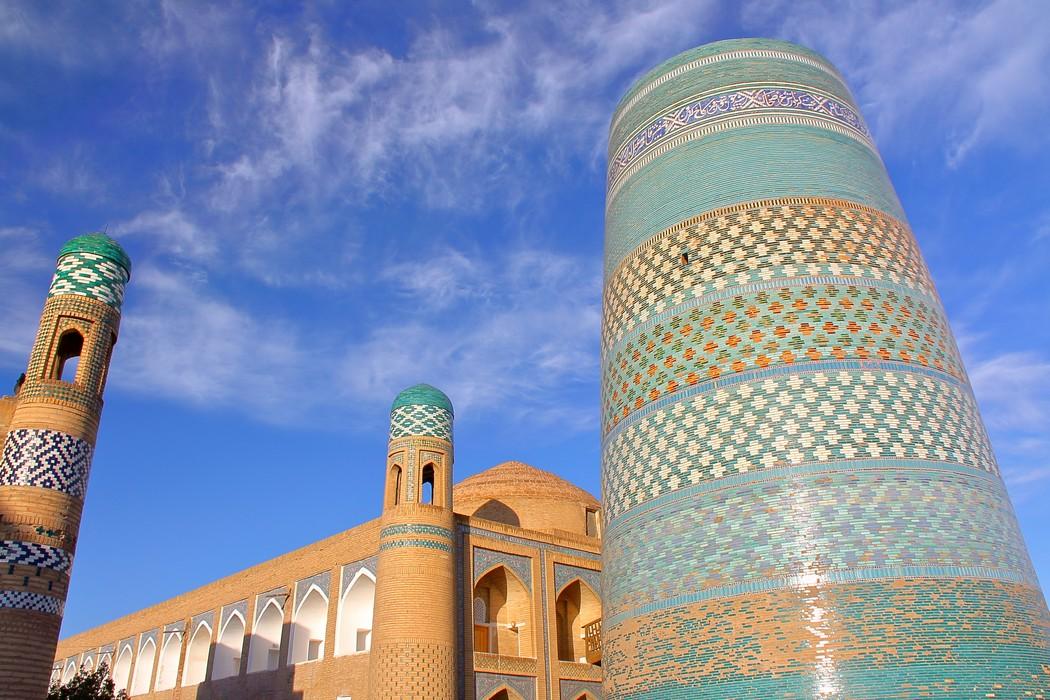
[289, 585, 329, 664]
[181, 621, 212, 686]
[556, 579, 601, 663]
[61, 659, 77, 684]
[247, 599, 284, 672]
[82, 657, 95, 674]
[472, 565, 532, 657]
[155, 632, 181, 690]
[212, 611, 246, 679]
[336, 570, 375, 656]
[472, 499, 521, 527]
[130, 638, 156, 695]
[484, 688, 526, 700]
[113, 646, 133, 692]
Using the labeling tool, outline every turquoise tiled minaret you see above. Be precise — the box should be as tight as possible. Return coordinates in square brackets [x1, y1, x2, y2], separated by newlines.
[600, 38, 1050, 698]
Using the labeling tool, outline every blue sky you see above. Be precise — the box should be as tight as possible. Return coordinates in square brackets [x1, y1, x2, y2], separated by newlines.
[1, 0, 1048, 638]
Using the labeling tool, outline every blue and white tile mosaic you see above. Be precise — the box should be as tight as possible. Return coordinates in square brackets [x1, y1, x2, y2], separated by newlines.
[0, 539, 72, 573]
[0, 589, 63, 615]
[0, 429, 92, 498]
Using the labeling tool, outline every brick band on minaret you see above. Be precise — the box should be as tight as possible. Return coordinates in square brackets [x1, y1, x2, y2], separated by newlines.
[600, 39, 1050, 698]
[0, 233, 130, 700]
[369, 384, 457, 699]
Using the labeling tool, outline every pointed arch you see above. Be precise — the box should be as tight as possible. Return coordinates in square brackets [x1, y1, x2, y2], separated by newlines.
[420, 462, 435, 504]
[570, 692, 600, 700]
[247, 598, 284, 672]
[98, 652, 112, 676]
[472, 565, 532, 657]
[130, 637, 156, 695]
[61, 659, 77, 684]
[82, 656, 95, 673]
[50, 667, 62, 687]
[336, 569, 375, 656]
[212, 611, 246, 679]
[556, 578, 601, 663]
[289, 585, 329, 664]
[387, 464, 403, 507]
[181, 620, 212, 686]
[155, 631, 181, 690]
[112, 645, 133, 692]
[483, 688, 526, 700]
[53, 329, 84, 383]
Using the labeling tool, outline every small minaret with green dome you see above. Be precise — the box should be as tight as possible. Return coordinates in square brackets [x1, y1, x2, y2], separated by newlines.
[0, 233, 131, 699]
[369, 383, 458, 699]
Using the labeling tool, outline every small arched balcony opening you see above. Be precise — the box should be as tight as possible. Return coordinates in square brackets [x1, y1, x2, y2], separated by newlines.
[247, 599, 284, 672]
[388, 465, 402, 506]
[61, 660, 77, 685]
[53, 330, 84, 383]
[289, 585, 329, 664]
[421, 463, 436, 505]
[472, 565, 532, 657]
[212, 611, 246, 680]
[155, 632, 182, 691]
[130, 638, 156, 695]
[336, 570, 375, 656]
[113, 646, 133, 693]
[556, 579, 601, 663]
[181, 621, 212, 686]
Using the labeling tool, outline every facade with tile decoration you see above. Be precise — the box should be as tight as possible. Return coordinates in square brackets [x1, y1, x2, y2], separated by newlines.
[4, 36, 1049, 700]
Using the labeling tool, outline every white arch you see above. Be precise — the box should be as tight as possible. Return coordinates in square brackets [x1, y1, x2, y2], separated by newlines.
[212, 610, 246, 679]
[130, 638, 156, 695]
[155, 632, 182, 691]
[82, 656, 95, 673]
[61, 659, 77, 684]
[113, 646, 133, 692]
[98, 653, 112, 677]
[336, 569, 376, 656]
[289, 585, 329, 664]
[247, 598, 284, 672]
[181, 621, 212, 686]
[50, 667, 62, 687]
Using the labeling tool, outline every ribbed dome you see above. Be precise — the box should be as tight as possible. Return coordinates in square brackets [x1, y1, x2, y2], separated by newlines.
[391, 383, 453, 414]
[59, 233, 132, 276]
[454, 461, 598, 508]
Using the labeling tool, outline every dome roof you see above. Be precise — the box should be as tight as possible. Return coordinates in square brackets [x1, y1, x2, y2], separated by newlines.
[391, 383, 453, 414]
[59, 233, 132, 276]
[453, 461, 598, 508]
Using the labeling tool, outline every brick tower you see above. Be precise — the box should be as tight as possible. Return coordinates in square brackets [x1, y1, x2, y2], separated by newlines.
[0, 233, 130, 699]
[601, 39, 1050, 697]
[369, 384, 457, 699]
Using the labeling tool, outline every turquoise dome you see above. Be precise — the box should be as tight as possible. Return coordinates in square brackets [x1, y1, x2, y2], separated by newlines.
[391, 383, 453, 415]
[59, 233, 132, 277]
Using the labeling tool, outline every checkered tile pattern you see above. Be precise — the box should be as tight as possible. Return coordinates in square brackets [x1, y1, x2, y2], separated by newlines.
[48, 251, 129, 308]
[0, 539, 72, 573]
[389, 404, 452, 441]
[0, 590, 63, 615]
[0, 428, 93, 498]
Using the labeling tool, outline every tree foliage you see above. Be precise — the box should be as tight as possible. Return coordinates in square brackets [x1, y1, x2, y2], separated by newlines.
[48, 663, 129, 700]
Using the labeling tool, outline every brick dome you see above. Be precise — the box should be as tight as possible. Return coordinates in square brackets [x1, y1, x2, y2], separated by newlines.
[453, 461, 600, 536]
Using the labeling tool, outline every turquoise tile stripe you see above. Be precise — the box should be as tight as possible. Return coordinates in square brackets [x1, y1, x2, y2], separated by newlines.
[605, 126, 903, 276]
[377, 538, 452, 553]
[379, 523, 453, 540]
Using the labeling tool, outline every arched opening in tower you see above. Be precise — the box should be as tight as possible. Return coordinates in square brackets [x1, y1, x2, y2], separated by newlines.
[421, 463, 435, 504]
[53, 329, 84, 383]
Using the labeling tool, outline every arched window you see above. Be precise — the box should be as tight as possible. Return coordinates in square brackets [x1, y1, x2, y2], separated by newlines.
[556, 579, 601, 663]
[53, 330, 84, 383]
[181, 621, 212, 686]
[155, 632, 181, 691]
[421, 463, 435, 504]
[390, 465, 402, 506]
[289, 586, 329, 663]
[336, 570, 375, 656]
[61, 659, 77, 684]
[130, 638, 156, 695]
[113, 646, 133, 692]
[247, 599, 284, 672]
[212, 612, 245, 679]
[472, 566, 532, 657]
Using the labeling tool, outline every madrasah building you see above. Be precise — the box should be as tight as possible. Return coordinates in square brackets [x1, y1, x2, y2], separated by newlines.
[2, 37, 1049, 700]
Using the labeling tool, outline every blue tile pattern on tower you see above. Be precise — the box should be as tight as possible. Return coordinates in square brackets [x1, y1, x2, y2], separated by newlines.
[0, 429, 93, 498]
[48, 251, 130, 309]
[601, 38, 1050, 698]
[0, 590, 64, 615]
[0, 540, 73, 573]
[389, 404, 453, 441]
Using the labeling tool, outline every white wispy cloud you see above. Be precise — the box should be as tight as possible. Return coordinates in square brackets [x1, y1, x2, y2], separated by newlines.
[969, 351, 1050, 432]
[0, 228, 51, 361]
[744, 0, 1050, 166]
[115, 209, 216, 261]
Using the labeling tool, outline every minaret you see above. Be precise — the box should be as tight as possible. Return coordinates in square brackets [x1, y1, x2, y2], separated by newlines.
[601, 39, 1050, 696]
[0, 233, 131, 699]
[369, 384, 457, 699]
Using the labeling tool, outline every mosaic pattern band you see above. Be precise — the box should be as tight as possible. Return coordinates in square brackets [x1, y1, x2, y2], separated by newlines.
[0, 590, 64, 615]
[601, 38, 1050, 698]
[389, 403, 453, 441]
[377, 538, 453, 553]
[0, 540, 73, 573]
[48, 251, 130, 309]
[0, 428, 93, 498]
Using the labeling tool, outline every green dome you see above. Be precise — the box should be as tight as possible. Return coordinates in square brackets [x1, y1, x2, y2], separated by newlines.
[59, 233, 132, 277]
[391, 383, 453, 415]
